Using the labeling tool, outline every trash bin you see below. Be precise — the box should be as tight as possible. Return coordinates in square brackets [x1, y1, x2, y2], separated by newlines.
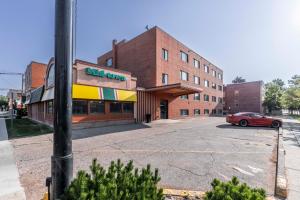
[145, 113, 151, 123]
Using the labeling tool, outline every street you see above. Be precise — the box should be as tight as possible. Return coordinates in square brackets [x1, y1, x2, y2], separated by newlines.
[11, 117, 278, 200]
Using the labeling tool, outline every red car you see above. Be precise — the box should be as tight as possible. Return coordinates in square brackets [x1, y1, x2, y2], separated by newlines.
[226, 112, 282, 128]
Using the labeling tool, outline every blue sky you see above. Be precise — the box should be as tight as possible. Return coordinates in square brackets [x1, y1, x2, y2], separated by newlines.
[1, 0, 300, 95]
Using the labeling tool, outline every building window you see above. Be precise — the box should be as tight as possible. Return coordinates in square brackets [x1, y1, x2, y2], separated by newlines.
[194, 93, 200, 100]
[218, 109, 223, 115]
[204, 94, 209, 102]
[162, 48, 168, 61]
[46, 101, 53, 114]
[110, 101, 122, 113]
[212, 83, 217, 89]
[204, 80, 209, 87]
[204, 65, 209, 73]
[180, 51, 189, 63]
[180, 109, 189, 116]
[90, 101, 105, 114]
[218, 85, 223, 91]
[212, 96, 217, 102]
[180, 71, 189, 81]
[194, 59, 200, 68]
[194, 76, 200, 85]
[122, 102, 134, 113]
[105, 58, 113, 67]
[180, 95, 189, 100]
[73, 100, 88, 114]
[212, 70, 217, 77]
[194, 109, 200, 116]
[204, 109, 210, 115]
[47, 64, 55, 88]
[218, 97, 223, 103]
[162, 73, 168, 85]
[212, 109, 217, 115]
[218, 73, 223, 80]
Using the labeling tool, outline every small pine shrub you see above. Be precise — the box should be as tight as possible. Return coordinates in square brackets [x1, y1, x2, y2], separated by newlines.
[204, 177, 266, 200]
[61, 159, 164, 200]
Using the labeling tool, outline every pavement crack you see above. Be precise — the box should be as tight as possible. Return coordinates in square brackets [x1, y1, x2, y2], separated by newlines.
[168, 164, 209, 177]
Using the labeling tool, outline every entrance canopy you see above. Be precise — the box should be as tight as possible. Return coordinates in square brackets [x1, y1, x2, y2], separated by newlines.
[145, 83, 203, 97]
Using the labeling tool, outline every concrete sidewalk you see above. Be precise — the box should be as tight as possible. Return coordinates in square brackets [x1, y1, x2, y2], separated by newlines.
[282, 119, 300, 200]
[0, 118, 26, 200]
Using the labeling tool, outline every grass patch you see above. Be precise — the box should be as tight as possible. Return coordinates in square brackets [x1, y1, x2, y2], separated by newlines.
[5, 118, 53, 139]
[290, 115, 300, 122]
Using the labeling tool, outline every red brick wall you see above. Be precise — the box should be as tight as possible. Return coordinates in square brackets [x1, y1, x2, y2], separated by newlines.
[98, 28, 157, 88]
[25, 61, 47, 92]
[98, 26, 224, 119]
[224, 81, 264, 114]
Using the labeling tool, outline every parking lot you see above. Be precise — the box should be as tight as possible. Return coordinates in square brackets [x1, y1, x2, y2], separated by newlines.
[12, 117, 278, 200]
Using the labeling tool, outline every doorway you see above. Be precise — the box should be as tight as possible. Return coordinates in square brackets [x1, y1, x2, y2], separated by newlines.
[160, 100, 168, 119]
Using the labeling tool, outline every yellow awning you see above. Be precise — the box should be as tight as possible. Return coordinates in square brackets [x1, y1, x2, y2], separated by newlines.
[116, 90, 137, 102]
[72, 84, 100, 100]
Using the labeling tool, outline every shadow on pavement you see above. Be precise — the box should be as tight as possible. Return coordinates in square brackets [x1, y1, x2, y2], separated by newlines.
[72, 123, 150, 140]
[216, 124, 276, 130]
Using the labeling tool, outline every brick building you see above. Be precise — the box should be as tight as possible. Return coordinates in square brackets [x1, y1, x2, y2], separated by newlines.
[224, 81, 265, 114]
[98, 26, 224, 121]
[27, 58, 137, 128]
[24, 61, 47, 103]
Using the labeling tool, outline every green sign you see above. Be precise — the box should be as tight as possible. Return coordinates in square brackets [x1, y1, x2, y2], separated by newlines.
[85, 67, 126, 81]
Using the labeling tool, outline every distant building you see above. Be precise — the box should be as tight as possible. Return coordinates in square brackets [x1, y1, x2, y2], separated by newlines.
[224, 81, 265, 114]
[7, 89, 23, 109]
[24, 61, 47, 104]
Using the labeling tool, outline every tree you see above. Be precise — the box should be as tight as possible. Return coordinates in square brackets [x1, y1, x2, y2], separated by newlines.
[263, 79, 285, 113]
[232, 76, 246, 83]
[282, 75, 300, 114]
[0, 95, 8, 110]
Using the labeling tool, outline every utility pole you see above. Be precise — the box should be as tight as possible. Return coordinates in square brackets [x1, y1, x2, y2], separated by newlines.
[51, 0, 75, 199]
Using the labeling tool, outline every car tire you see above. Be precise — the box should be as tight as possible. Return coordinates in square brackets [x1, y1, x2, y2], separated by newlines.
[272, 120, 281, 128]
[239, 120, 248, 127]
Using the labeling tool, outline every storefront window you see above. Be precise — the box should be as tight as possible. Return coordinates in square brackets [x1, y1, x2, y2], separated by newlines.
[46, 101, 53, 114]
[110, 101, 122, 113]
[122, 102, 134, 113]
[90, 101, 105, 114]
[73, 100, 88, 114]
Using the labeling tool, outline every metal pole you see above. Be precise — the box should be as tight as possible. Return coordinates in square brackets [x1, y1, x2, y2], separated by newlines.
[51, 0, 75, 199]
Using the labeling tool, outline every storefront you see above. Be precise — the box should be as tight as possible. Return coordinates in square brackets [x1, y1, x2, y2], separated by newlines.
[27, 58, 137, 128]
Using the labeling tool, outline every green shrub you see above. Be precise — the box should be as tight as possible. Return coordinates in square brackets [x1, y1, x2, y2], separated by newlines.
[204, 177, 266, 200]
[62, 159, 164, 200]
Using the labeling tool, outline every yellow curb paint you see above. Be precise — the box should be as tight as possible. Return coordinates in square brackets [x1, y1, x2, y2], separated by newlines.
[163, 188, 205, 198]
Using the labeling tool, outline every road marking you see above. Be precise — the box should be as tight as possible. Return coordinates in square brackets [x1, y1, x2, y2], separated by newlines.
[248, 165, 263, 173]
[233, 166, 254, 176]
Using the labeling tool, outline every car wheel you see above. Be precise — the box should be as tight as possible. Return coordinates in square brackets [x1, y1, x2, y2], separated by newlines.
[239, 120, 248, 127]
[272, 120, 281, 128]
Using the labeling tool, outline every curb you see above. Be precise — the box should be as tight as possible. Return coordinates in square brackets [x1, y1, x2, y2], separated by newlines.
[275, 127, 287, 198]
[163, 188, 205, 199]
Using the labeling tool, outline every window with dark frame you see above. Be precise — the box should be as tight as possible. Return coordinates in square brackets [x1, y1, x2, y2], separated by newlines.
[90, 101, 105, 114]
[180, 109, 189, 116]
[162, 73, 168, 85]
[180, 51, 189, 62]
[110, 101, 122, 113]
[73, 100, 88, 114]
[212, 96, 217, 102]
[218, 97, 223, 103]
[212, 109, 217, 115]
[204, 109, 210, 115]
[180, 71, 189, 81]
[46, 101, 53, 114]
[122, 102, 134, 113]
[204, 80, 209, 87]
[194, 109, 200, 116]
[212, 83, 217, 89]
[218, 85, 223, 91]
[194, 59, 200, 68]
[194, 76, 200, 85]
[180, 95, 189, 100]
[204, 65, 209, 73]
[204, 94, 209, 101]
[162, 48, 168, 61]
[194, 93, 200, 100]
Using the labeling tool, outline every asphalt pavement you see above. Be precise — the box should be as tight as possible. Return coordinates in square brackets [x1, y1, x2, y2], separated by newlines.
[12, 117, 278, 200]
